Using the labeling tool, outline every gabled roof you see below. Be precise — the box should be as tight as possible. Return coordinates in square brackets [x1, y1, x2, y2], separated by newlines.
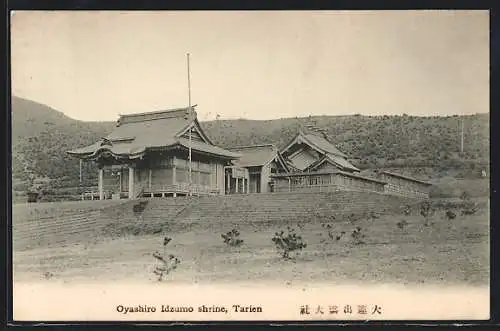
[229, 144, 290, 171]
[281, 131, 348, 159]
[378, 171, 432, 186]
[229, 144, 278, 167]
[306, 153, 360, 173]
[67, 106, 240, 160]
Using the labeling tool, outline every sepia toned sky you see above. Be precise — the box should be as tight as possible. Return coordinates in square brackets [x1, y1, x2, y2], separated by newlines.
[10, 10, 489, 122]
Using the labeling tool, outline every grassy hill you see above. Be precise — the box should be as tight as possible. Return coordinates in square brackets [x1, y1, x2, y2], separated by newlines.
[12, 96, 489, 196]
[12, 96, 115, 192]
[202, 115, 489, 172]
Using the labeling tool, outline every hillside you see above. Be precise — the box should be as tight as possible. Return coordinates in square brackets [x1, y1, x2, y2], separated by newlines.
[12, 96, 489, 194]
[202, 115, 489, 171]
[11, 96, 115, 191]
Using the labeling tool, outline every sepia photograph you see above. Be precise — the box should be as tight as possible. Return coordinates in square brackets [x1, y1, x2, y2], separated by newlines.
[10, 10, 490, 321]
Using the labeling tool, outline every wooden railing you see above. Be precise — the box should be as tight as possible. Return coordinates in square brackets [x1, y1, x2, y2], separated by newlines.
[274, 183, 343, 193]
[81, 186, 100, 200]
[146, 183, 219, 196]
[273, 182, 385, 194]
[81, 185, 124, 200]
[80, 183, 219, 200]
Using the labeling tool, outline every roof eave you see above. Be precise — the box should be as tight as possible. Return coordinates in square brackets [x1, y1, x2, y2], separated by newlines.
[66, 150, 92, 159]
[67, 146, 145, 161]
[173, 143, 240, 160]
[303, 134, 348, 159]
[280, 132, 303, 155]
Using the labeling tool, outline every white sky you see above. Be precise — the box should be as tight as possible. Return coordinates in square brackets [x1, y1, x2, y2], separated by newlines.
[11, 10, 489, 122]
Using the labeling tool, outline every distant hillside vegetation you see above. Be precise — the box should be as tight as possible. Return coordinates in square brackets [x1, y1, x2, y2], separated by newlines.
[203, 113, 489, 177]
[12, 97, 115, 191]
[12, 97, 489, 194]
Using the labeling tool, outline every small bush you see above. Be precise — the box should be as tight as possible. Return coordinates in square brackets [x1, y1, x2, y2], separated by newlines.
[133, 200, 149, 214]
[458, 190, 478, 215]
[344, 213, 360, 225]
[397, 220, 408, 230]
[221, 229, 244, 247]
[350, 226, 366, 245]
[460, 191, 471, 201]
[403, 205, 412, 216]
[420, 201, 432, 218]
[320, 222, 346, 243]
[153, 236, 181, 281]
[272, 226, 307, 259]
[445, 210, 456, 220]
[461, 201, 478, 215]
[420, 201, 434, 226]
[43, 271, 54, 280]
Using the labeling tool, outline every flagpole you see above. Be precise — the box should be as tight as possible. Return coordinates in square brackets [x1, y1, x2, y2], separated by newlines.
[187, 53, 192, 196]
[460, 115, 464, 153]
[79, 159, 83, 200]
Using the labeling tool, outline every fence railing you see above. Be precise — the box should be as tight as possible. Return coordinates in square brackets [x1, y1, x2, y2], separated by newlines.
[273, 183, 343, 193]
[146, 183, 219, 195]
[80, 186, 100, 200]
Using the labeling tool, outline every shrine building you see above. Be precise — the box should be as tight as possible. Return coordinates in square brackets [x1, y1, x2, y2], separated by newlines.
[67, 106, 243, 199]
[270, 130, 387, 193]
[68, 107, 431, 200]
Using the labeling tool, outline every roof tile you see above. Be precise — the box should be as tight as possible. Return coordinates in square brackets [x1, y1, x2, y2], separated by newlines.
[67, 107, 238, 159]
[229, 144, 278, 167]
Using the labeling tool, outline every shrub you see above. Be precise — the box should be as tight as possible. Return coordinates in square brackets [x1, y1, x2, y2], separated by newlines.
[397, 220, 408, 231]
[345, 213, 359, 225]
[445, 210, 456, 220]
[221, 229, 244, 247]
[350, 226, 366, 245]
[133, 200, 149, 214]
[403, 204, 412, 216]
[458, 190, 478, 215]
[43, 271, 54, 280]
[461, 201, 478, 215]
[460, 190, 471, 201]
[153, 236, 181, 282]
[420, 201, 434, 226]
[320, 222, 346, 243]
[272, 226, 307, 259]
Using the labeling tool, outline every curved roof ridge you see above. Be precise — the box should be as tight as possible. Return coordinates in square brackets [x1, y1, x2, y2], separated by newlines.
[117, 105, 197, 126]
[119, 105, 196, 119]
[229, 143, 276, 150]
